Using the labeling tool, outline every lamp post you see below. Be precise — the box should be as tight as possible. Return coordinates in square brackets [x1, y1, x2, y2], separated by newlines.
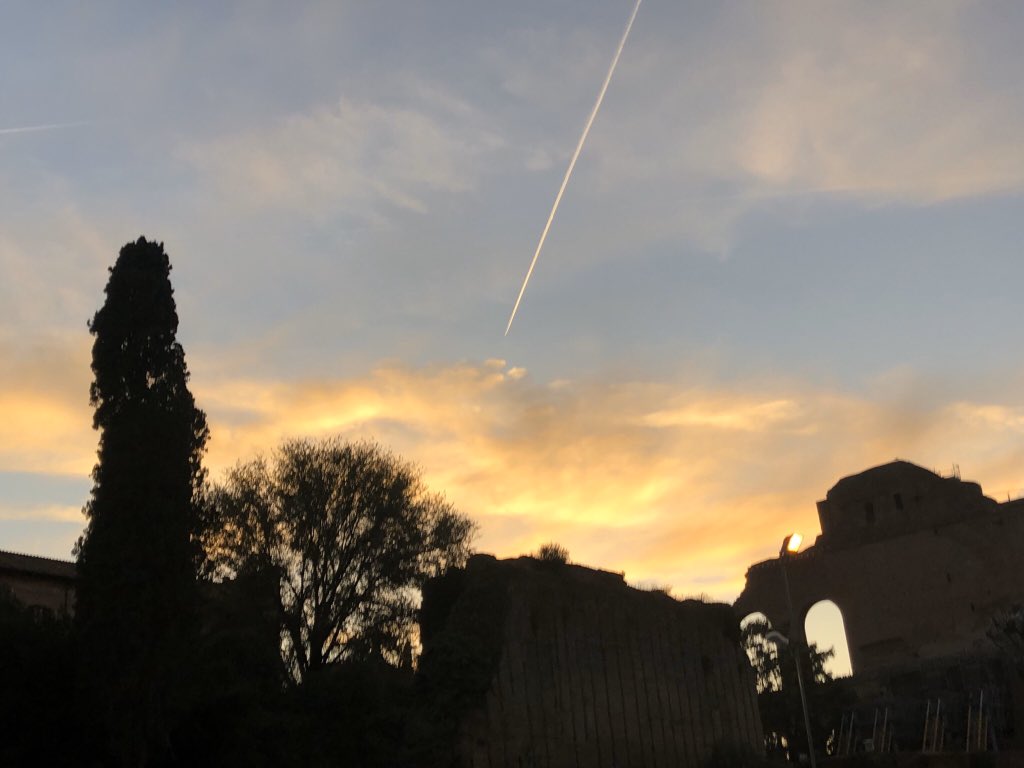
[780, 533, 817, 768]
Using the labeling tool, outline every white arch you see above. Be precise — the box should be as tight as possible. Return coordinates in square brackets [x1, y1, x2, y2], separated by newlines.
[740, 611, 781, 693]
[741, 610, 771, 630]
[804, 599, 852, 678]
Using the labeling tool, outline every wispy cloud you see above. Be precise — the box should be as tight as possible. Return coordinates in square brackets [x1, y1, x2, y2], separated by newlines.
[0, 121, 87, 137]
[0, 502, 81, 523]
[182, 88, 503, 222]
[0, 207, 116, 333]
[729, 2, 1024, 204]
[498, 0, 1024, 257]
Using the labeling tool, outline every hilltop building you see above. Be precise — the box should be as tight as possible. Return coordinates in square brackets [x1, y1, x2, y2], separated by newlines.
[735, 460, 1024, 674]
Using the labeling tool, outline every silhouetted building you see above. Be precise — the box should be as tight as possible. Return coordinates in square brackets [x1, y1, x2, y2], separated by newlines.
[735, 460, 1024, 674]
[0, 550, 76, 615]
[421, 554, 762, 767]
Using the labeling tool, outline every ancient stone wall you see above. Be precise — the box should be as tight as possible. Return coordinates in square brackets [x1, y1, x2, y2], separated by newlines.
[423, 555, 762, 768]
[814, 461, 999, 548]
[735, 462, 1024, 674]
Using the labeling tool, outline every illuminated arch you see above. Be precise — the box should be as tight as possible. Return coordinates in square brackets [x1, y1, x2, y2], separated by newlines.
[741, 610, 771, 630]
[804, 599, 852, 678]
[740, 611, 780, 693]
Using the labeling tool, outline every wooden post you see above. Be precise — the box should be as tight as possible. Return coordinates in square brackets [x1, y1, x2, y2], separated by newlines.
[978, 691, 985, 751]
[881, 708, 889, 753]
[922, 700, 932, 752]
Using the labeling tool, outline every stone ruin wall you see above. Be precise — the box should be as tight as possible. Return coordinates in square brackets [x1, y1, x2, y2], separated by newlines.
[430, 555, 761, 768]
[734, 462, 1024, 674]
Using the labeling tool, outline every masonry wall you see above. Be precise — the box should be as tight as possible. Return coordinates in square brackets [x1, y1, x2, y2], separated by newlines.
[734, 462, 1024, 675]
[423, 555, 762, 768]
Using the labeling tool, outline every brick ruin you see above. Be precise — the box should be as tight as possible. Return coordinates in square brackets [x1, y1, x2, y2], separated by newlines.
[734, 460, 1024, 674]
[420, 554, 762, 767]
[0, 549, 76, 615]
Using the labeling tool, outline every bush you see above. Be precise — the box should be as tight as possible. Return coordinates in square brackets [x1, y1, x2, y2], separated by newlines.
[536, 542, 569, 564]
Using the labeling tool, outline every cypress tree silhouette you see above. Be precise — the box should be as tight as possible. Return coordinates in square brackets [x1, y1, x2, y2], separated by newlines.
[75, 237, 209, 766]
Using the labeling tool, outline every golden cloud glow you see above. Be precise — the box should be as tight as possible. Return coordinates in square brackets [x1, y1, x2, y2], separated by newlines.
[191, 361, 1024, 601]
[642, 398, 798, 431]
[0, 334, 94, 474]
[0, 503, 82, 523]
[4, 345, 1024, 601]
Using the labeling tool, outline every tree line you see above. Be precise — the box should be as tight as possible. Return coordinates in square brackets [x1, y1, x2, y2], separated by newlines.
[2, 236, 887, 767]
[2, 237, 475, 766]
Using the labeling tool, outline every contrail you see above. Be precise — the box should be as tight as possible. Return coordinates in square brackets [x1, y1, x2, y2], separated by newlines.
[505, 0, 642, 336]
[0, 121, 87, 136]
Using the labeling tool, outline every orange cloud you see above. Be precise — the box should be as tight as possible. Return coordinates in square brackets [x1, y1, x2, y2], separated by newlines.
[0, 333, 94, 474]
[0, 503, 82, 523]
[191, 361, 1024, 601]
[4, 345, 1024, 602]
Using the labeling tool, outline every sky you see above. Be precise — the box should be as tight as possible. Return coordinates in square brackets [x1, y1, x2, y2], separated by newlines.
[2, 2, 1023, 673]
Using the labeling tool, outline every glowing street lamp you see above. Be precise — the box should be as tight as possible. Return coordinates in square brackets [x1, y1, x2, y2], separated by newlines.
[780, 532, 816, 768]
[784, 532, 803, 554]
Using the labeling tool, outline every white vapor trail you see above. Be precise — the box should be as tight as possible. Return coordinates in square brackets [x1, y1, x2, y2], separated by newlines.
[0, 121, 87, 136]
[505, 0, 642, 336]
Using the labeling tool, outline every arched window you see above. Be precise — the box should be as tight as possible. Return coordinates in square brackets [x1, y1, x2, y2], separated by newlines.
[740, 610, 770, 631]
[804, 600, 853, 678]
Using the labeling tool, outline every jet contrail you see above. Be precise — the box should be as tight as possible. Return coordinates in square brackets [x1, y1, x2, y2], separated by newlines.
[0, 121, 87, 136]
[505, 0, 642, 336]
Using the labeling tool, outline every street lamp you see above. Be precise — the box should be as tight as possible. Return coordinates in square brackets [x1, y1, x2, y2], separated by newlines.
[780, 533, 816, 768]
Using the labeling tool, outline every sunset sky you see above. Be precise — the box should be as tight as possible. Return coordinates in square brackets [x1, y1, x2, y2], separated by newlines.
[3, 0, 1024, 651]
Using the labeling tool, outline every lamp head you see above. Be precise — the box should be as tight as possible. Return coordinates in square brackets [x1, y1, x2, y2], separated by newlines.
[781, 532, 803, 556]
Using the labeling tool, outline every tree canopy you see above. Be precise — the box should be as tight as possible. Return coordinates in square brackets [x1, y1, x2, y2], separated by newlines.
[742, 616, 837, 761]
[75, 236, 209, 766]
[202, 436, 476, 681]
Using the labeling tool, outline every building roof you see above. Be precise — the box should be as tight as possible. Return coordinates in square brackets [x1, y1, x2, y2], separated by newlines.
[826, 460, 946, 501]
[0, 550, 77, 581]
